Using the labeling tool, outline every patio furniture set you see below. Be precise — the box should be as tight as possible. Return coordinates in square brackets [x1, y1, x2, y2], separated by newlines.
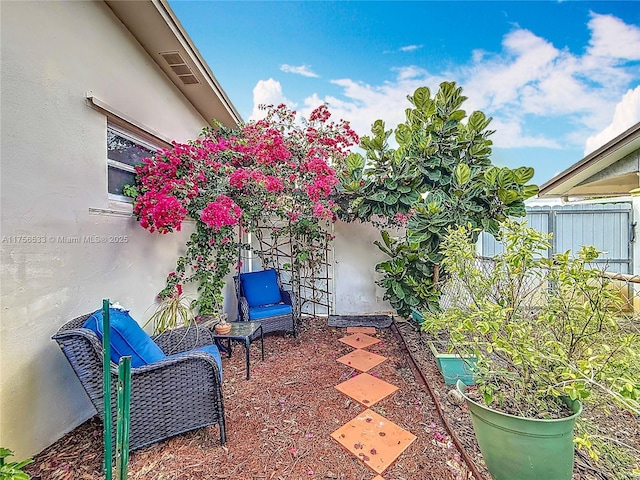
[51, 269, 296, 451]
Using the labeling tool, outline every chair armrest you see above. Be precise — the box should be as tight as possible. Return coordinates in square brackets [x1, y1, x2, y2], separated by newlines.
[238, 297, 250, 322]
[281, 289, 297, 310]
[152, 325, 214, 355]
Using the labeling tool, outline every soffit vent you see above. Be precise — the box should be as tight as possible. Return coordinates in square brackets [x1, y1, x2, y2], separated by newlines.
[159, 51, 200, 86]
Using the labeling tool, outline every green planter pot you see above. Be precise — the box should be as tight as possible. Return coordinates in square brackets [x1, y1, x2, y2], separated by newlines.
[456, 380, 582, 480]
[429, 341, 476, 385]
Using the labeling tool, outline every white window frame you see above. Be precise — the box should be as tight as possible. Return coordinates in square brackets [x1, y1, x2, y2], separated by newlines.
[107, 124, 159, 203]
[86, 95, 172, 204]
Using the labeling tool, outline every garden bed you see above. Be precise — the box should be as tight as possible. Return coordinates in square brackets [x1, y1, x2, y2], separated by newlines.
[396, 321, 640, 480]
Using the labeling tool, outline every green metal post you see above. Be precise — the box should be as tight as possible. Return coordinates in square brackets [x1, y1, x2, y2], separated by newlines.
[116, 356, 131, 480]
[102, 299, 113, 479]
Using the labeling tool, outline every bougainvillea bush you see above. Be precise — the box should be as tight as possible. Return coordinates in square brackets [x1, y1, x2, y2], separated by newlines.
[125, 104, 358, 315]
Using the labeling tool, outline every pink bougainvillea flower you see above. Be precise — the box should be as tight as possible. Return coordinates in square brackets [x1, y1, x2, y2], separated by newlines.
[201, 194, 242, 230]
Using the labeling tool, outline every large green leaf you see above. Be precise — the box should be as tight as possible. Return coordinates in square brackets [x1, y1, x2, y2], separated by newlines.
[412, 87, 431, 110]
[405, 295, 420, 306]
[395, 124, 412, 146]
[498, 188, 519, 204]
[357, 203, 371, 218]
[346, 153, 365, 171]
[450, 109, 466, 121]
[469, 143, 491, 157]
[425, 169, 442, 181]
[384, 192, 400, 205]
[484, 166, 499, 185]
[482, 218, 501, 236]
[513, 166, 535, 185]
[468, 110, 492, 132]
[371, 119, 385, 138]
[367, 190, 387, 202]
[380, 230, 393, 249]
[399, 190, 420, 205]
[342, 180, 361, 192]
[454, 163, 471, 186]
[522, 184, 540, 198]
[384, 177, 398, 190]
[392, 280, 406, 300]
[408, 231, 432, 244]
[497, 168, 514, 188]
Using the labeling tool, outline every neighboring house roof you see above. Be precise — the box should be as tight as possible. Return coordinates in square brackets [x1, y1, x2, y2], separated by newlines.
[104, 0, 243, 129]
[539, 122, 640, 199]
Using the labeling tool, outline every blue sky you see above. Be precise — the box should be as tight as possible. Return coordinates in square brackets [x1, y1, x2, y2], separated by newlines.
[169, 1, 640, 186]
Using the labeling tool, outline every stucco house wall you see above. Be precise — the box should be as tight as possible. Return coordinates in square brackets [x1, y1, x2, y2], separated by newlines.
[0, 1, 236, 458]
[333, 220, 397, 315]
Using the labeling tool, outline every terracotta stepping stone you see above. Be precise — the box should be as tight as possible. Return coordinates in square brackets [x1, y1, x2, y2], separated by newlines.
[331, 408, 416, 474]
[339, 333, 380, 349]
[337, 349, 387, 372]
[372, 476, 385, 480]
[347, 326, 377, 334]
[335, 372, 398, 407]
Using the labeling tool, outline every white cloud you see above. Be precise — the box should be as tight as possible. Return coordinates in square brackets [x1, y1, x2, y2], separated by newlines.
[298, 74, 444, 139]
[249, 14, 640, 153]
[280, 64, 319, 78]
[249, 78, 296, 120]
[584, 86, 640, 154]
[490, 118, 560, 149]
[587, 12, 640, 60]
[399, 44, 422, 52]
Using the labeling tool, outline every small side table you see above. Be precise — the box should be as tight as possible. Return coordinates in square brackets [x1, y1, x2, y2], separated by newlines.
[213, 321, 264, 380]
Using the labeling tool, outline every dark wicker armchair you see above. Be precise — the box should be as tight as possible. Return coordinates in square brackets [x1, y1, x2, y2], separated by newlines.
[52, 314, 226, 451]
[235, 269, 298, 337]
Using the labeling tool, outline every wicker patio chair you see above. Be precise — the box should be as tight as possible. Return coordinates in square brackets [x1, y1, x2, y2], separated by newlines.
[235, 269, 298, 337]
[52, 313, 226, 452]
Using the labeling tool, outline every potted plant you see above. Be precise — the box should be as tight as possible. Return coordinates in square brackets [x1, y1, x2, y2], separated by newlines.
[213, 313, 231, 335]
[427, 341, 476, 386]
[414, 306, 478, 386]
[144, 284, 196, 334]
[424, 220, 639, 480]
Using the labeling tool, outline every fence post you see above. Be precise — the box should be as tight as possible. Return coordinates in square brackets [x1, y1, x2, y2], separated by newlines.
[102, 299, 112, 479]
[116, 357, 131, 479]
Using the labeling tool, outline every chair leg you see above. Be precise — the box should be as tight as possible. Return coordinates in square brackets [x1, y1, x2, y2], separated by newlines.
[220, 421, 226, 444]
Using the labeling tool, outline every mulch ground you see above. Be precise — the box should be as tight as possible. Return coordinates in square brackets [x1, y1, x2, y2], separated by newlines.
[25, 318, 638, 480]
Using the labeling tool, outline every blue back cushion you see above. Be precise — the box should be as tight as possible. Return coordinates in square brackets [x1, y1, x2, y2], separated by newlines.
[240, 269, 282, 307]
[83, 308, 166, 368]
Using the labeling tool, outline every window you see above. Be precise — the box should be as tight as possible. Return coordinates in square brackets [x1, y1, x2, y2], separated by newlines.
[107, 125, 157, 201]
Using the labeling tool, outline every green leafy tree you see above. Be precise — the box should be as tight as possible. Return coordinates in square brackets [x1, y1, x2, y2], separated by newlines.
[337, 82, 539, 317]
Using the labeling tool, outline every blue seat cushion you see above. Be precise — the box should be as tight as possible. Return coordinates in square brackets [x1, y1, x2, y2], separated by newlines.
[167, 344, 223, 381]
[197, 345, 223, 381]
[249, 303, 292, 320]
[240, 269, 282, 307]
[83, 308, 166, 368]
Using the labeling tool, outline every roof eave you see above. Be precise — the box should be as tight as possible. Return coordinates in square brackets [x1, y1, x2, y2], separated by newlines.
[104, 0, 243, 129]
[538, 122, 640, 198]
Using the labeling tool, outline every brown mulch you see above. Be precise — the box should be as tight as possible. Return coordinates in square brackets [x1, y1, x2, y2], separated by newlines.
[25, 318, 638, 480]
[27, 319, 473, 480]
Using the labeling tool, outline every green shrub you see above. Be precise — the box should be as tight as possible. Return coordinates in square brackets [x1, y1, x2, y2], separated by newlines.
[0, 448, 33, 480]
